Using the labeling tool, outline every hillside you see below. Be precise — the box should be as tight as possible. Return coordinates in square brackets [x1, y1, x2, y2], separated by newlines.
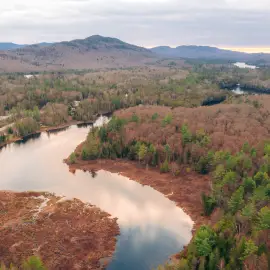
[152, 45, 270, 65]
[0, 35, 156, 73]
[0, 43, 25, 50]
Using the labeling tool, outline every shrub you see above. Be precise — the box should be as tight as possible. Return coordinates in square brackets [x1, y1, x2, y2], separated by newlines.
[15, 117, 40, 137]
[7, 127, 13, 134]
[22, 256, 46, 270]
[151, 113, 159, 121]
[0, 134, 6, 143]
[202, 193, 217, 216]
[162, 114, 172, 127]
[130, 113, 139, 123]
[160, 160, 170, 173]
[69, 152, 76, 164]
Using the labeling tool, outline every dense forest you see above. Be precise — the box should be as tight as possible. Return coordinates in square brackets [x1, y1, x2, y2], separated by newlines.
[70, 95, 270, 269]
[1, 65, 270, 143]
[2, 64, 270, 268]
[0, 66, 229, 144]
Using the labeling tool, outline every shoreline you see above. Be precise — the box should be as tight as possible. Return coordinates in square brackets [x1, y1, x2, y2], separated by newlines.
[67, 158, 212, 231]
[0, 190, 120, 269]
[0, 120, 95, 149]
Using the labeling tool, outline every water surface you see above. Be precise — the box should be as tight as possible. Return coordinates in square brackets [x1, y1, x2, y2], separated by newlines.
[0, 116, 193, 270]
[234, 62, 257, 69]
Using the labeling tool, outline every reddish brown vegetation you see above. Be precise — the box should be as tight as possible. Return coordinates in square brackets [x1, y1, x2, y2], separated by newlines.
[115, 96, 270, 153]
[0, 191, 119, 269]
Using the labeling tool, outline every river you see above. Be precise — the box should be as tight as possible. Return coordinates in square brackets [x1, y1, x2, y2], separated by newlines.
[0, 116, 193, 270]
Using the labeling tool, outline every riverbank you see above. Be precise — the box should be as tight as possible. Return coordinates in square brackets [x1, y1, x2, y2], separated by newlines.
[67, 158, 211, 231]
[0, 120, 95, 149]
[0, 191, 119, 269]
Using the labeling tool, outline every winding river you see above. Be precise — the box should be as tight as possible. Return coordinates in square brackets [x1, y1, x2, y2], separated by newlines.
[0, 116, 193, 270]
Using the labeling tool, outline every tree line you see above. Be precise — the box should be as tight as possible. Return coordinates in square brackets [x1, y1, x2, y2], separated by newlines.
[70, 112, 270, 269]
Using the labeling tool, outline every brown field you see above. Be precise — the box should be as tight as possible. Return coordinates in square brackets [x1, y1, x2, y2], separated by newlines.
[0, 191, 119, 269]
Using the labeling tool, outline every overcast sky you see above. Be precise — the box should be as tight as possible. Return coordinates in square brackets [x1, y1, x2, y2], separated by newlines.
[1, 0, 269, 51]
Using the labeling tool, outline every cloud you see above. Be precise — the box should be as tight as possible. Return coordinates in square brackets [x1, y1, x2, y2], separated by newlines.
[0, 0, 269, 48]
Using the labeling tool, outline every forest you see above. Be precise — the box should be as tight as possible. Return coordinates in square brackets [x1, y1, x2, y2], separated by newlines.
[70, 94, 270, 270]
[1, 63, 270, 268]
[0, 66, 228, 144]
[1, 64, 269, 145]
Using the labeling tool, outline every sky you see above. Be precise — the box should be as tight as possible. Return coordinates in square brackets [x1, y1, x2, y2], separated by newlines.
[1, 0, 270, 52]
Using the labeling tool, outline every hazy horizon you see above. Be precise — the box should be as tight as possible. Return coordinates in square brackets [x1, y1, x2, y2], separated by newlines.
[1, 36, 270, 54]
[1, 0, 269, 52]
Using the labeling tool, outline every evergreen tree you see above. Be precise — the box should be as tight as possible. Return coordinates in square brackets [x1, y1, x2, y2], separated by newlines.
[228, 186, 244, 214]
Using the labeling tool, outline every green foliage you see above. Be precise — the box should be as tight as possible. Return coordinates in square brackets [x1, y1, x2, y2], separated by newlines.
[194, 226, 216, 257]
[68, 110, 270, 270]
[228, 186, 244, 214]
[164, 144, 171, 161]
[195, 129, 211, 147]
[98, 127, 108, 142]
[264, 143, 270, 156]
[254, 171, 269, 186]
[257, 207, 270, 230]
[151, 113, 159, 121]
[107, 116, 127, 132]
[112, 98, 121, 110]
[176, 259, 189, 270]
[81, 131, 100, 160]
[198, 257, 205, 270]
[208, 248, 220, 270]
[160, 160, 170, 173]
[69, 152, 76, 164]
[225, 155, 239, 171]
[7, 127, 13, 134]
[253, 186, 268, 202]
[162, 114, 172, 127]
[196, 153, 213, 174]
[138, 143, 148, 162]
[22, 256, 46, 270]
[216, 215, 236, 232]
[252, 100, 261, 109]
[240, 239, 258, 261]
[181, 124, 192, 146]
[213, 164, 226, 182]
[242, 142, 250, 153]
[243, 177, 256, 193]
[15, 117, 40, 137]
[0, 256, 46, 270]
[241, 203, 255, 219]
[0, 134, 6, 143]
[202, 193, 216, 216]
[130, 113, 139, 123]
[222, 171, 237, 187]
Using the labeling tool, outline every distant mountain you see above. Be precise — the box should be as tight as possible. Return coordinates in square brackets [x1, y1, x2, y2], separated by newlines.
[0, 35, 155, 73]
[0, 43, 25, 50]
[0, 42, 53, 51]
[151, 45, 270, 65]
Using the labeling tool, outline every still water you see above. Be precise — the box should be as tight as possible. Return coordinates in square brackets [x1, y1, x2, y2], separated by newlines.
[0, 116, 193, 270]
[234, 62, 257, 69]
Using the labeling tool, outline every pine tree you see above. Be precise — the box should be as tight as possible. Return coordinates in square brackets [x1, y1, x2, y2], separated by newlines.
[228, 186, 244, 214]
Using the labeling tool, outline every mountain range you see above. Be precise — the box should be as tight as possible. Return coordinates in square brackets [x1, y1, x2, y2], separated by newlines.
[151, 45, 270, 64]
[0, 35, 269, 73]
